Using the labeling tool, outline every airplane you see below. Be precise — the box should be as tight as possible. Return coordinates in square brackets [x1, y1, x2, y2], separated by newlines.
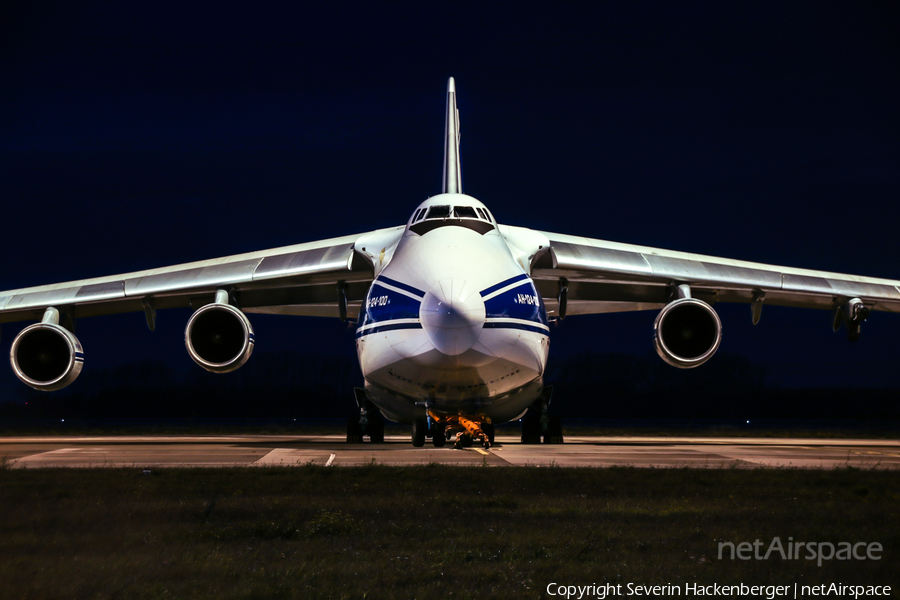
[2, 77, 899, 449]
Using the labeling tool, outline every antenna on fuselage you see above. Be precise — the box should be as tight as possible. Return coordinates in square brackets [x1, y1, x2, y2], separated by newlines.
[441, 77, 462, 194]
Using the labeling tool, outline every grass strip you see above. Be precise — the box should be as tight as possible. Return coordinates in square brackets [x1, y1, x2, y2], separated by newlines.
[1, 465, 898, 599]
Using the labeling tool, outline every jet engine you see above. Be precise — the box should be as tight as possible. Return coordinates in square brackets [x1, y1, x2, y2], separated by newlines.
[10, 322, 84, 391]
[184, 301, 255, 373]
[653, 297, 722, 369]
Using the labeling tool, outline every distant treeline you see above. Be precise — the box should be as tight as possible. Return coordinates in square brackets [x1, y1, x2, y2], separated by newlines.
[545, 351, 899, 420]
[0, 351, 897, 420]
[0, 352, 362, 420]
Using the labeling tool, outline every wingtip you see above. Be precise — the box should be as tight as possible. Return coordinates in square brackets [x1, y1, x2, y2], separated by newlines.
[447, 76, 456, 93]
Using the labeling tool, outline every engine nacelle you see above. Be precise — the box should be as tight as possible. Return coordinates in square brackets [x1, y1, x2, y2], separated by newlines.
[653, 297, 722, 369]
[10, 323, 84, 391]
[184, 303, 255, 373]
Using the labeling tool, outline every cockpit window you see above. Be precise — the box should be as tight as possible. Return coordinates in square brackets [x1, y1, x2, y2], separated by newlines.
[409, 204, 495, 235]
[426, 205, 451, 219]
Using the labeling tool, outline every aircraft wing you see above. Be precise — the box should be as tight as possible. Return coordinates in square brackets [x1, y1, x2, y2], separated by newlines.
[0, 226, 405, 326]
[524, 228, 900, 325]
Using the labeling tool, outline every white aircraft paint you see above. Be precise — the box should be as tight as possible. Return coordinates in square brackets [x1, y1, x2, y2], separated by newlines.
[3, 76, 900, 446]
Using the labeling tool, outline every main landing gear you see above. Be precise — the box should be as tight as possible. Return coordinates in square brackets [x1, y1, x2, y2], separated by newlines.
[425, 410, 494, 449]
[520, 386, 564, 444]
[347, 388, 384, 443]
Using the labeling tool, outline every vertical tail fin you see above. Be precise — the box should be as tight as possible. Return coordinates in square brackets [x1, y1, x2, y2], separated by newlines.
[441, 77, 462, 194]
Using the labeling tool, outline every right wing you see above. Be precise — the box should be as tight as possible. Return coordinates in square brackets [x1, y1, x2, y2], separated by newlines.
[0, 225, 405, 325]
[517, 227, 900, 324]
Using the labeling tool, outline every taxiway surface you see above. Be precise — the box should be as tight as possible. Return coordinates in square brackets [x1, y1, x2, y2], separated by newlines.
[2, 435, 899, 468]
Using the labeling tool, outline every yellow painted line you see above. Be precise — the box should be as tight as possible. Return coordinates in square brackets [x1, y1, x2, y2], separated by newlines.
[473, 448, 490, 456]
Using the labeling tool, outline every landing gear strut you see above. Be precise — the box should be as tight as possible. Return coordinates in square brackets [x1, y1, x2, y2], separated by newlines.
[427, 409, 492, 449]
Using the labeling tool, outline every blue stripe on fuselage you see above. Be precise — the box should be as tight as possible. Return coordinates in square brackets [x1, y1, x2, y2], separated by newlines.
[358, 281, 422, 332]
[483, 280, 549, 326]
[357, 275, 548, 339]
[355, 322, 423, 339]
[479, 273, 529, 297]
[376, 275, 425, 298]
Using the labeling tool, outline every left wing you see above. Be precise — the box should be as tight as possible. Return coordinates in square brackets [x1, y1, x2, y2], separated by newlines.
[507, 226, 900, 337]
[0, 226, 404, 389]
[0, 226, 405, 325]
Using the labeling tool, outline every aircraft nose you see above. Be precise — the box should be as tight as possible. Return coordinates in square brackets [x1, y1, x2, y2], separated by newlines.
[420, 279, 486, 356]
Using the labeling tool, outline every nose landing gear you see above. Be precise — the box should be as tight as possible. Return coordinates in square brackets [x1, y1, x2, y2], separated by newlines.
[426, 409, 493, 449]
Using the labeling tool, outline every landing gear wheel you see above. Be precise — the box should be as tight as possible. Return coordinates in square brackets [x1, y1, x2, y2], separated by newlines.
[368, 414, 385, 443]
[411, 418, 427, 447]
[543, 416, 564, 444]
[521, 414, 541, 444]
[432, 422, 446, 447]
[346, 416, 363, 443]
[482, 423, 495, 446]
[454, 434, 473, 449]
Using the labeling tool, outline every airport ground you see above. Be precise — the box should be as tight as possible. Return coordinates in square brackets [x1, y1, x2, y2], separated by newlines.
[3, 433, 900, 469]
[1, 425, 899, 599]
[1, 416, 897, 599]
[3, 416, 899, 437]
[1, 465, 897, 599]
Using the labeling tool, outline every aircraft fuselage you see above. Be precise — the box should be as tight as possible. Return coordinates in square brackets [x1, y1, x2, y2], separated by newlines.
[355, 193, 550, 424]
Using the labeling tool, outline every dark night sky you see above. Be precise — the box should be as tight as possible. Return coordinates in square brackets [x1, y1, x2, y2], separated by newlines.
[1, 1, 899, 399]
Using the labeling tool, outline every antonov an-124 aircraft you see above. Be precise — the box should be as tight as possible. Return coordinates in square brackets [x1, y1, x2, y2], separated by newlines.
[2, 78, 899, 449]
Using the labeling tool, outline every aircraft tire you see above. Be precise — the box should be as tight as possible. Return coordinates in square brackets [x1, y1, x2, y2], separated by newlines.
[346, 417, 363, 443]
[411, 418, 427, 447]
[521, 415, 541, 444]
[453, 433, 473, 449]
[543, 416, 564, 444]
[368, 413, 384, 444]
[482, 423, 495, 445]
[432, 422, 446, 447]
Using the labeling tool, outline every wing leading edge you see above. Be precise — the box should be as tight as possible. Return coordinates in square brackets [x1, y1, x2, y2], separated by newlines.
[0, 226, 405, 325]
[523, 228, 900, 321]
